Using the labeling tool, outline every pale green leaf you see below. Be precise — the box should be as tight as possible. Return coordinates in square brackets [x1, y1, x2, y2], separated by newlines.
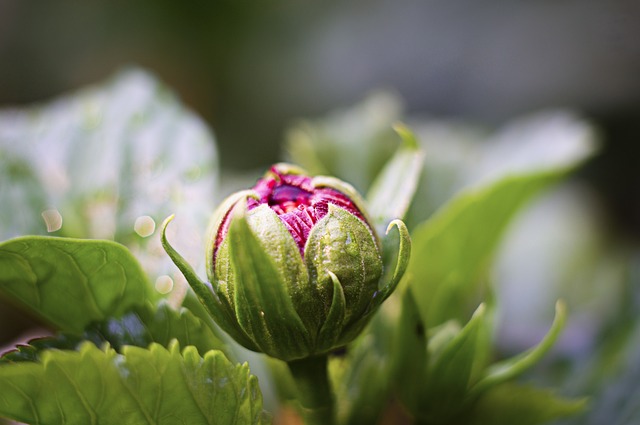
[0, 342, 270, 425]
[407, 110, 598, 224]
[409, 170, 569, 327]
[0, 68, 218, 284]
[366, 123, 424, 228]
[0, 236, 155, 333]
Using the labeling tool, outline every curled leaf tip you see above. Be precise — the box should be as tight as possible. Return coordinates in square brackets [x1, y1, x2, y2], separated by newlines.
[555, 299, 567, 316]
[385, 219, 404, 235]
[472, 302, 487, 318]
[392, 122, 419, 149]
[161, 214, 176, 230]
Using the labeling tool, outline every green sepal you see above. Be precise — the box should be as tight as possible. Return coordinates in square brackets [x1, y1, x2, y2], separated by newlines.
[408, 171, 568, 328]
[268, 162, 308, 177]
[317, 271, 347, 351]
[242, 204, 315, 335]
[467, 300, 568, 401]
[377, 219, 411, 303]
[161, 215, 258, 351]
[312, 175, 381, 246]
[205, 189, 256, 282]
[227, 200, 312, 361]
[366, 123, 424, 231]
[305, 204, 383, 331]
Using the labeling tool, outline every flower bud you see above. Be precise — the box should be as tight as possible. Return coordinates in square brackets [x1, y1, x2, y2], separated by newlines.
[163, 163, 410, 361]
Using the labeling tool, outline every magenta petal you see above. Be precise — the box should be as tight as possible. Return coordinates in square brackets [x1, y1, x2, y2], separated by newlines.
[216, 165, 367, 259]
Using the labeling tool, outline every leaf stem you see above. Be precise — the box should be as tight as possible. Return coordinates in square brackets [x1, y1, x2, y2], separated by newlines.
[287, 355, 335, 425]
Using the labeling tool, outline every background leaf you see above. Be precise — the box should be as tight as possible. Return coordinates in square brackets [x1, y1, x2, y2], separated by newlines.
[0, 236, 155, 333]
[331, 308, 397, 425]
[0, 67, 219, 287]
[407, 111, 598, 224]
[366, 123, 424, 229]
[0, 342, 270, 425]
[462, 384, 586, 425]
[409, 169, 578, 327]
[285, 92, 403, 194]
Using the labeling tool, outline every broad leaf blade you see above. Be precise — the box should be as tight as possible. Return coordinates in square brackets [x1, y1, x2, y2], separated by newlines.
[0, 236, 155, 333]
[409, 170, 568, 327]
[0, 342, 270, 425]
[407, 110, 598, 225]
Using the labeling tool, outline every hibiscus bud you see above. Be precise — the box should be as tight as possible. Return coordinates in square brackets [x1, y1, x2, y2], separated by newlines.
[163, 163, 410, 361]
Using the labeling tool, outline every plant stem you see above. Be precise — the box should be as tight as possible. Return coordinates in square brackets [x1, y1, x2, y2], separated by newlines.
[287, 355, 335, 425]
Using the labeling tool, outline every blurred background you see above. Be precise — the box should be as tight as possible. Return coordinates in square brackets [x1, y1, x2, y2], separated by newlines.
[2, 0, 640, 232]
[1, 1, 640, 423]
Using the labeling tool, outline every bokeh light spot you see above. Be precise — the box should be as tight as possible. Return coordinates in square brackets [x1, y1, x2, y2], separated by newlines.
[155, 275, 174, 294]
[41, 209, 63, 232]
[134, 215, 156, 237]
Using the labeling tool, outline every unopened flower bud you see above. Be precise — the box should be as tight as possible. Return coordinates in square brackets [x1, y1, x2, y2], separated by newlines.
[163, 163, 410, 361]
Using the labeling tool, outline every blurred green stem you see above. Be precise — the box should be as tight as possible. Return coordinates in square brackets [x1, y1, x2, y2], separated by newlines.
[287, 355, 334, 425]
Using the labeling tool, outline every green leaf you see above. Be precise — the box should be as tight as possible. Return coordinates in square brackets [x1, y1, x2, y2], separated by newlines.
[468, 300, 567, 400]
[0, 236, 155, 333]
[421, 306, 492, 421]
[366, 123, 424, 228]
[161, 216, 257, 353]
[332, 304, 397, 425]
[406, 110, 598, 225]
[0, 342, 270, 425]
[0, 334, 85, 364]
[305, 204, 382, 334]
[317, 272, 346, 349]
[397, 297, 493, 423]
[377, 219, 411, 303]
[408, 170, 570, 327]
[392, 288, 430, 417]
[462, 383, 587, 425]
